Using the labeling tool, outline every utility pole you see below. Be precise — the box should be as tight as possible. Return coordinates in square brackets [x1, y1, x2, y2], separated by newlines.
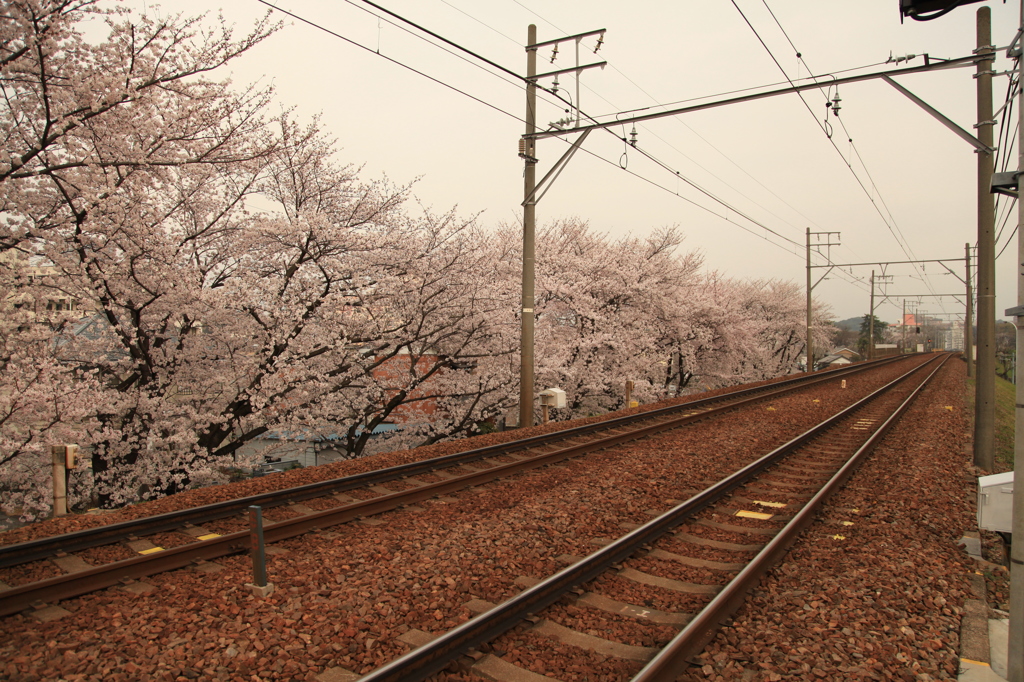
[805, 229, 840, 372]
[867, 271, 894, 359]
[902, 299, 907, 353]
[869, 271, 875, 360]
[806, 228, 813, 372]
[975, 6, 996, 470]
[515, 26, 605, 428]
[966, 242, 974, 376]
[519, 24, 538, 429]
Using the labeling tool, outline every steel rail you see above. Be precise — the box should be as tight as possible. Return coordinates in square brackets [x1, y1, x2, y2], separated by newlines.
[0, 355, 918, 617]
[351, 354, 945, 682]
[631, 354, 950, 681]
[0, 355, 909, 569]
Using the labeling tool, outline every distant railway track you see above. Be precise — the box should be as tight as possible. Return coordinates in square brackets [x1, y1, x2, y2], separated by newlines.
[354, 352, 949, 682]
[0, 354, 917, 619]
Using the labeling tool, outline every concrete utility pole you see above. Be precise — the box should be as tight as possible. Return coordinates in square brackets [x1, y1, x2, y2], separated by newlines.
[514, 26, 604, 428]
[966, 242, 974, 376]
[519, 24, 538, 429]
[902, 299, 908, 353]
[1006, 3, 1023, 676]
[806, 228, 813, 372]
[805, 229, 840, 371]
[975, 6, 996, 471]
[869, 271, 876, 359]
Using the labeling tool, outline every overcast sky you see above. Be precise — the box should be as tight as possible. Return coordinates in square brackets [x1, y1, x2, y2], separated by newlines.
[140, 0, 1021, 324]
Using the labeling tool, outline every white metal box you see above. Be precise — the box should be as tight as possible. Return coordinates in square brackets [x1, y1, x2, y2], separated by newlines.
[978, 471, 1014, 534]
[539, 387, 567, 409]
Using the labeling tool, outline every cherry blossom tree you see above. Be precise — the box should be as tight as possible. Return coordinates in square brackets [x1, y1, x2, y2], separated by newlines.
[1, 0, 279, 516]
[0, 1, 836, 519]
[502, 219, 830, 418]
[513, 219, 709, 416]
[0, 3, 518, 515]
[726, 279, 834, 382]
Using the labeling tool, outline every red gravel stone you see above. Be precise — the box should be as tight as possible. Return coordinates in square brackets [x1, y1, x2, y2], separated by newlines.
[1, 357, 975, 682]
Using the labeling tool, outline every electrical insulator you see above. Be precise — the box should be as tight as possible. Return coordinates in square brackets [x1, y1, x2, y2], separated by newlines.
[594, 32, 605, 53]
[550, 45, 558, 63]
[518, 139, 525, 156]
[831, 91, 842, 117]
[629, 125, 638, 147]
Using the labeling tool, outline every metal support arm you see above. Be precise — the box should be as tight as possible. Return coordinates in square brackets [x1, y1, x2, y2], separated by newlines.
[882, 75, 994, 153]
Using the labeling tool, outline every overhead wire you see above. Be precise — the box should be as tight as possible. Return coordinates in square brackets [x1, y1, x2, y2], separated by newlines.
[346, 0, 831, 260]
[351, 0, 522, 81]
[254, 0, 820, 266]
[622, 140, 875, 293]
[995, 211, 1018, 260]
[580, 143, 807, 260]
[481, 0, 910, 275]
[738, 0, 949, 308]
[505, 0, 819, 246]
[499, 0, 819, 238]
[496, 0, 871, 290]
[630, 144, 802, 248]
[993, 63, 1019, 253]
[734, 0, 922, 263]
[254, 0, 524, 123]
[436, 0, 521, 45]
[262, 0, 966, 308]
[342, 0, 600, 121]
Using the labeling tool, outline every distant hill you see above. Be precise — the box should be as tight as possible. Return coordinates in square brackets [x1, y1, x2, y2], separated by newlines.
[833, 316, 862, 332]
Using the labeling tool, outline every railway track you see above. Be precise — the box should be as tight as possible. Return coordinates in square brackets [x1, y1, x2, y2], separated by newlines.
[348, 352, 950, 682]
[0, 354, 916, 619]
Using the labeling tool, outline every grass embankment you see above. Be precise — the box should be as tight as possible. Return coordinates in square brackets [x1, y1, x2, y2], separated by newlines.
[969, 374, 1016, 471]
[994, 375, 1015, 471]
[966, 374, 1014, 472]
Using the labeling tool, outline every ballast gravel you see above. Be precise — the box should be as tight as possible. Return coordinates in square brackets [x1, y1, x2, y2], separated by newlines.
[0, 357, 986, 682]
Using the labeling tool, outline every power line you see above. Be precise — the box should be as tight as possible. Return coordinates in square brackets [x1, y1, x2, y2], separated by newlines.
[255, 0, 526, 124]
[993, 65, 1019, 249]
[449, 0, 818, 252]
[735, 0, 943, 307]
[595, 63, 823, 246]
[498, 0, 840, 247]
[995, 200, 1019, 260]
[585, 144, 806, 260]
[255, 0, 871, 292]
[493, 0, 875, 289]
[732, 0, 921, 261]
[257, 0, 821, 266]
[615, 142, 871, 291]
[630, 144, 801, 249]
[436, 0, 520, 46]
[479, 0, 906, 264]
[342, 0, 603, 123]
[353, 0, 524, 82]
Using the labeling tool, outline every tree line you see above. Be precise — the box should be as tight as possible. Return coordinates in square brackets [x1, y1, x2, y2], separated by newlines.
[0, 1, 833, 518]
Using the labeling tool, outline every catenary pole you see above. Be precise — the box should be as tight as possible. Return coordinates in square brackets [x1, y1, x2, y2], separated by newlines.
[966, 242, 974, 376]
[1006, 2, 1023, 677]
[902, 299, 907, 353]
[519, 25, 538, 429]
[806, 228, 813, 373]
[975, 6, 996, 470]
[869, 270, 875, 360]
